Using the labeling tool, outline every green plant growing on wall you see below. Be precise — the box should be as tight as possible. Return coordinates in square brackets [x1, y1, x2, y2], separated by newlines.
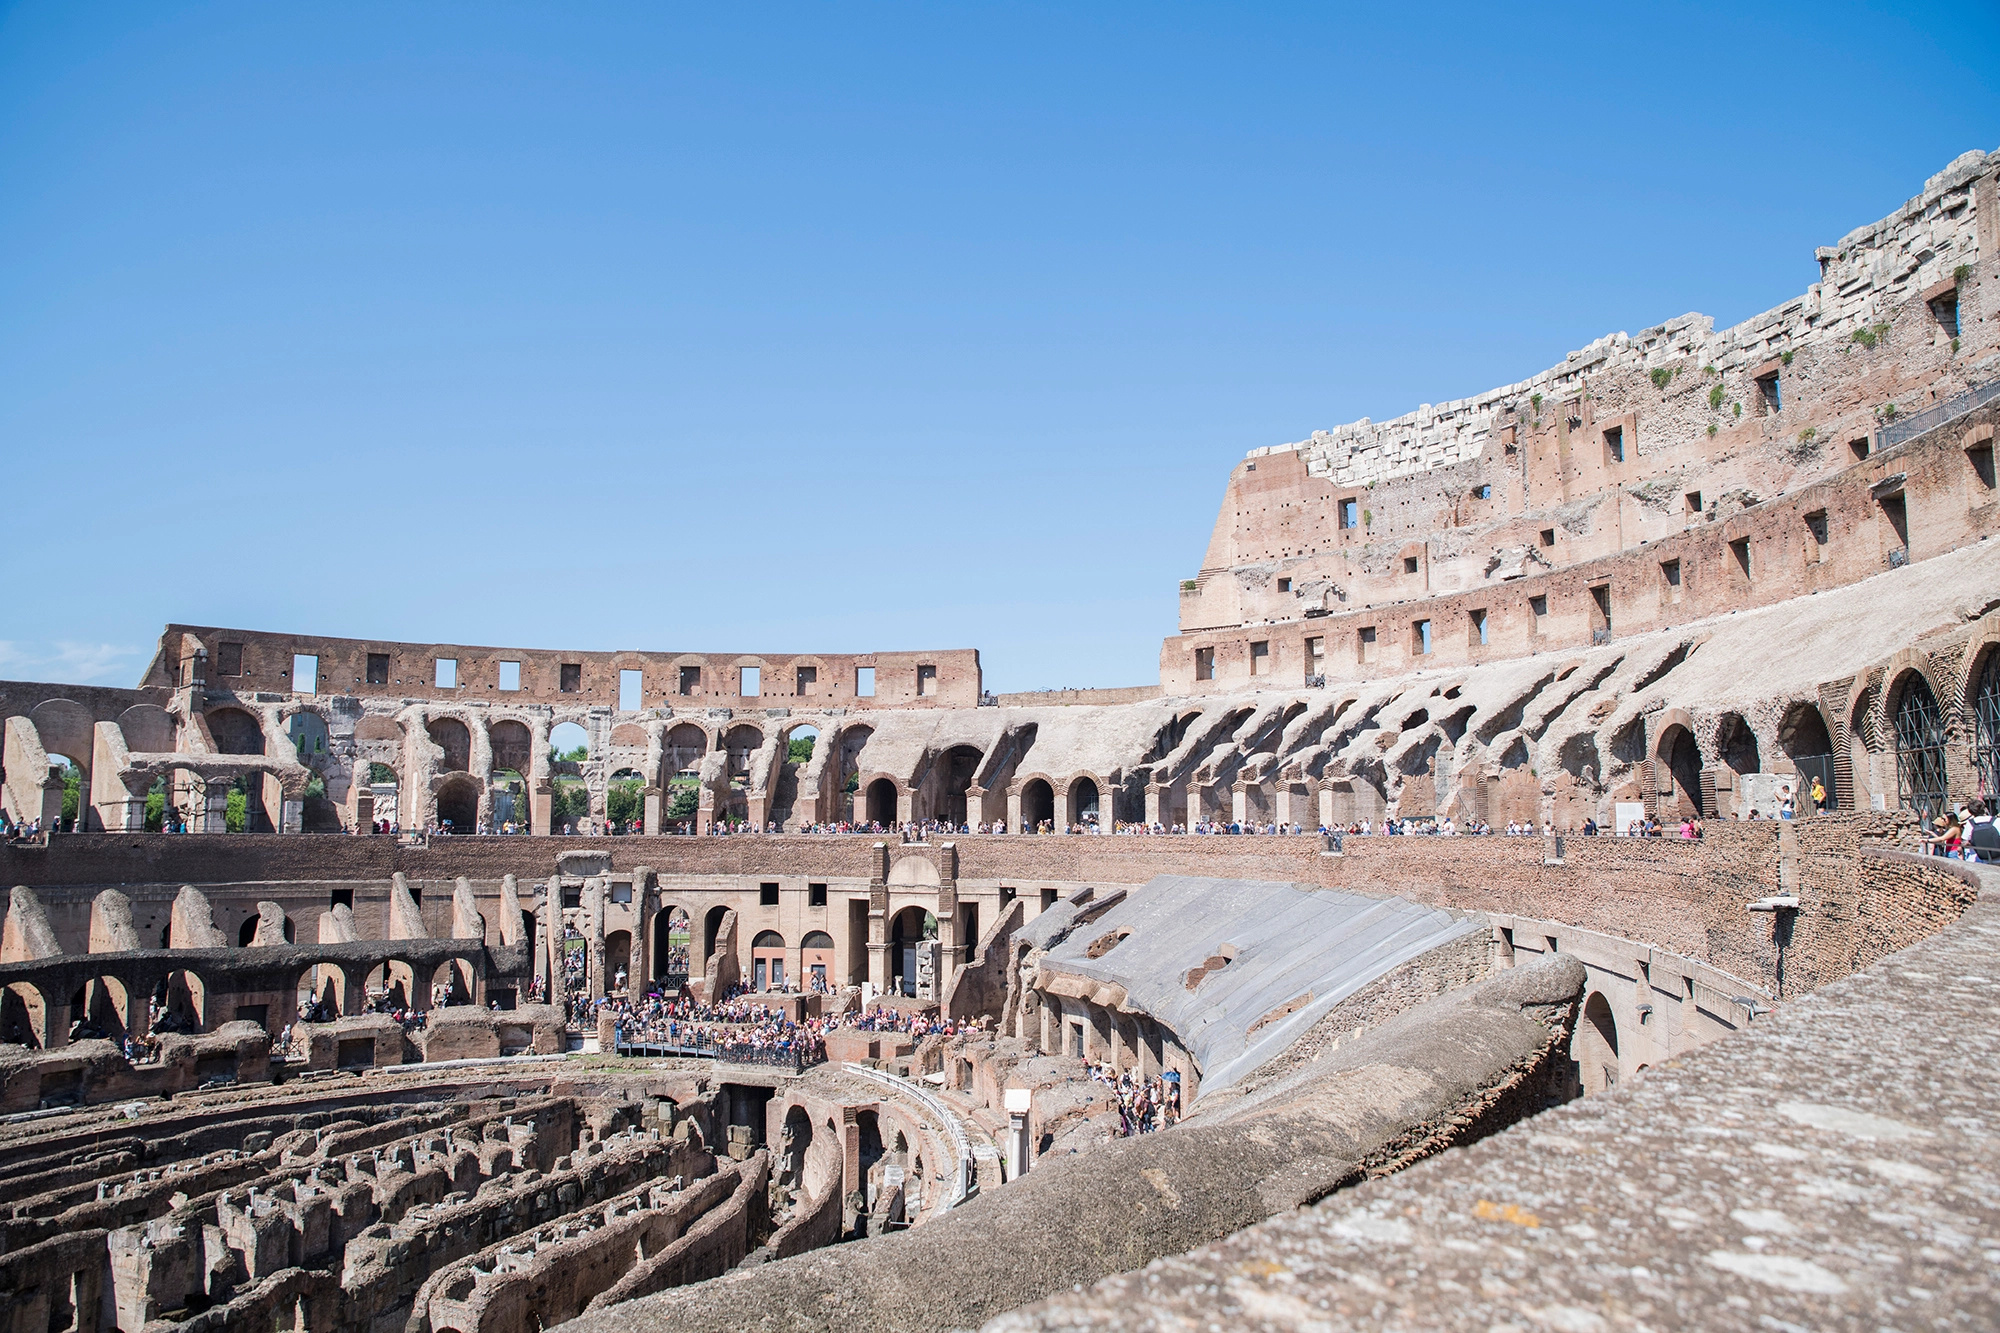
[1797, 426, 1817, 444]
[1952, 337, 1961, 353]
[1649, 367, 1673, 389]
[1733, 401, 1742, 418]
[1708, 384, 1726, 410]
[1363, 509, 1373, 527]
[1781, 350, 1794, 366]
[1703, 364, 1716, 376]
[1179, 579, 1197, 591]
[1878, 403, 1900, 422]
[1956, 263, 1974, 285]
[1707, 423, 1719, 437]
[1530, 393, 1543, 412]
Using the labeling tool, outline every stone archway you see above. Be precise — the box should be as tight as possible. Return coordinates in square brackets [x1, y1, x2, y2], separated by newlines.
[1573, 991, 1619, 1093]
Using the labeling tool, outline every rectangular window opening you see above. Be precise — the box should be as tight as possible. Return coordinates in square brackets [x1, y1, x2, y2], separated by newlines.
[1414, 620, 1432, 655]
[1968, 443, 1996, 490]
[1685, 491, 1703, 515]
[292, 654, 318, 694]
[559, 663, 582, 693]
[1930, 290, 1961, 339]
[917, 664, 938, 696]
[1474, 484, 1492, 500]
[1470, 609, 1488, 646]
[741, 666, 762, 697]
[1277, 577, 1292, 593]
[1804, 510, 1830, 560]
[435, 658, 458, 689]
[217, 642, 244, 677]
[760, 882, 779, 907]
[1194, 648, 1215, 682]
[1755, 372, 1781, 414]
[1661, 558, 1682, 601]
[1730, 536, 1753, 577]
[1358, 626, 1377, 664]
[679, 665, 701, 696]
[1403, 555, 1419, 573]
[1880, 494, 1910, 547]
[1339, 498, 1359, 529]
[619, 668, 643, 711]
[1529, 595, 1548, 623]
[366, 652, 389, 685]
[1305, 636, 1325, 678]
[856, 666, 876, 697]
[498, 660, 520, 691]
[1850, 438, 1870, 462]
[1539, 528, 1556, 547]
[1604, 425, 1624, 463]
[1249, 640, 1270, 675]
[796, 665, 818, 695]
[808, 882, 827, 907]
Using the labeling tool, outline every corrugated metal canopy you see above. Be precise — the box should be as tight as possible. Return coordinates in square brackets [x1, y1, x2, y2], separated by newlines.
[1034, 875, 1482, 1091]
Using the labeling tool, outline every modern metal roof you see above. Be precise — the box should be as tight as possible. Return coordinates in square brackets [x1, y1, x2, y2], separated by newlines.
[1028, 874, 1483, 1092]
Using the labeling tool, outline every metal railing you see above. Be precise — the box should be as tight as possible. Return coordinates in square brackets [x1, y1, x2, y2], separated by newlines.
[842, 1062, 975, 1210]
[1878, 376, 2000, 448]
[615, 1039, 824, 1072]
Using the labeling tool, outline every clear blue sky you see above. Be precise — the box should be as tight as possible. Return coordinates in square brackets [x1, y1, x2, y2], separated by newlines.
[2, 2, 1994, 693]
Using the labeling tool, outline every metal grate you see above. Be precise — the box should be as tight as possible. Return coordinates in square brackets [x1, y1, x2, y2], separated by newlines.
[1974, 656, 2000, 802]
[1892, 676, 1950, 824]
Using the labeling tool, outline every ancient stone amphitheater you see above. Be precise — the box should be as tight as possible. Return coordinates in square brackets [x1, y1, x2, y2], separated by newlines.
[2, 148, 1997, 1332]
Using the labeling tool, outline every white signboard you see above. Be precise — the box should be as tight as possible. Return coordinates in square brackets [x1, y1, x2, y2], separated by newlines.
[1614, 801, 1647, 835]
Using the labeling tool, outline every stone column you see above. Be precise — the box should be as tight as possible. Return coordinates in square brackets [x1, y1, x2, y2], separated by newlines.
[202, 778, 232, 833]
[1006, 786, 1022, 833]
[584, 877, 607, 1002]
[1273, 783, 1293, 828]
[643, 786, 662, 836]
[1230, 786, 1248, 824]
[962, 784, 984, 830]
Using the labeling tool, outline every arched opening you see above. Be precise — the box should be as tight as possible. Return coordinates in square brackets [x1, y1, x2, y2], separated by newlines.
[288, 711, 329, 760]
[2, 982, 47, 1048]
[936, 745, 982, 826]
[751, 930, 787, 992]
[801, 930, 835, 992]
[155, 970, 206, 1034]
[1068, 776, 1102, 829]
[1021, 778, 1054, 832]
[488, 718, 533, 773]
[1572, 992, 1620, 1093]
[238, 915, 259, 947]
[1716, 713, 1760, 776]
[43, 753, 82, 833]
[1891, 672, 1950, 824]
[722, 725, 764, 823]
[836, 726, 874, 817]
[430, 957, 473, 1008]
[865, 778, 899, 828]
[1778, 701, 1837, 811]
[888, 906, 934, 998]
[773, 725, 819, 828]
[662, 723, 707, 831]
[74, 976, 130, 1041]
[654, 906, 691, 990]
[604, 929, 632, 994]
[435, 774, 480, 834]
[365, 961, 412, 1013]
[207, 707, 265, 755]
[607, 768, 645, 834]
[1972, 649, 2000, 803]
[855, 1109, 885, 1180]
[299, 963, 346, 1022]
[1660, 725, 1701, 819]
[703, 905, 730, 971]
[549, 720, 590, 760]
[489, 768, 529, 832]
[779, 1104, 814, 1193]
[426, 717, 472, 774]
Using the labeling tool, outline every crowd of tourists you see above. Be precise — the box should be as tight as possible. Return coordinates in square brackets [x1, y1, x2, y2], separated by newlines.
[1079, 1057, 1181, 1136]
[604, 987, 831, 1062]
[1924, 797, 2000, 863]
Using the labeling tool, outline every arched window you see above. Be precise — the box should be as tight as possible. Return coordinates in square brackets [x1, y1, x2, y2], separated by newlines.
[1974, 652, 2000, 803]
[1892, 673, 1949, 824]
